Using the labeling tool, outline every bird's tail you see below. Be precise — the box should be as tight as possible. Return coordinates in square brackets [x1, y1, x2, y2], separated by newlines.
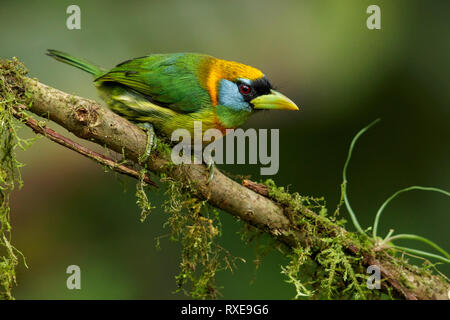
[46, 49, 104, 77]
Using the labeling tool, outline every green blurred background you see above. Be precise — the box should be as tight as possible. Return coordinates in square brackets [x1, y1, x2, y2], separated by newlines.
[1, 0, 449, 299]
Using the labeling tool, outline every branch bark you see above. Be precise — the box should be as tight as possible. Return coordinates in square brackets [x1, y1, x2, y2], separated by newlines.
[12, 104, 156, 186]
[2, 63, 449, 300]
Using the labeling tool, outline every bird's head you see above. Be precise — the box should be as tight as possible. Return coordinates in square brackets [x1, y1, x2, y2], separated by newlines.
[203, 57, 299, 128]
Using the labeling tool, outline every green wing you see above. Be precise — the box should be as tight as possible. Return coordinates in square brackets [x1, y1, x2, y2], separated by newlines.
[95, 53, 212, 113]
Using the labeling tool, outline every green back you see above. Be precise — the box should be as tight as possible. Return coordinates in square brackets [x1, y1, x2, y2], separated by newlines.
[95, 53, 212, 113]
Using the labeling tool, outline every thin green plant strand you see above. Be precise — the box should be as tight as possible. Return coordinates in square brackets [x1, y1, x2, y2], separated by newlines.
[385, 234, 450, 260]
[372, 186, 450, 263]
[342, 119, 380, 234]
[373, 186, 450, 239]
[391, 245, 450, 264]
[369, 175, 450, 264]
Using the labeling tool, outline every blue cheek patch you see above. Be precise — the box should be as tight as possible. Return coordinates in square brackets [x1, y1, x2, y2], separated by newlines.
[218, 79, 251, 111]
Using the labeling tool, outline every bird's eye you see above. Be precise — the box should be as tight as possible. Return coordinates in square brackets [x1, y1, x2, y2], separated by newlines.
[239, 84, 252, 95]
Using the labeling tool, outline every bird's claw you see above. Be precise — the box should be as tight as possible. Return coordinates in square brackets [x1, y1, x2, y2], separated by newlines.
[206, 159, 215, 184]
[138, 123, 156, 164]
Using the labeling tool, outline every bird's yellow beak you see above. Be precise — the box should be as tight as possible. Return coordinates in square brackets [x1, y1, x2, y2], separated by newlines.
[251, 90, 299, 111]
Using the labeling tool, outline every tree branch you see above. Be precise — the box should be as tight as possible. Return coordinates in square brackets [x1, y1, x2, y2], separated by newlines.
[12, 104, 156, 186]
[2, 60, 448, 300]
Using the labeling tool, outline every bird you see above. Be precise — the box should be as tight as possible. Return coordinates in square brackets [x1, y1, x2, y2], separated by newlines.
[46, 50, 299, 177]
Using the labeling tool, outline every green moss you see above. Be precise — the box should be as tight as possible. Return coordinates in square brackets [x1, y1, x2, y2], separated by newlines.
[258, 178, 383, 299]
[160, 175, 240, 299]
[136, 168, 154, 222]
[154, 136, 173, 159]
[0, 58, 33, 299]
[281, 246, 314, 298]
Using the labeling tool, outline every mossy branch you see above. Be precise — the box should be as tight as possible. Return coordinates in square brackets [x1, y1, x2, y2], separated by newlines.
[1, 58, 449, 300]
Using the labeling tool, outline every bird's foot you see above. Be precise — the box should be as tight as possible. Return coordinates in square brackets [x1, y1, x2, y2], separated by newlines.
[206, 159, 215, 184]
[137, 122, 157, 164]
